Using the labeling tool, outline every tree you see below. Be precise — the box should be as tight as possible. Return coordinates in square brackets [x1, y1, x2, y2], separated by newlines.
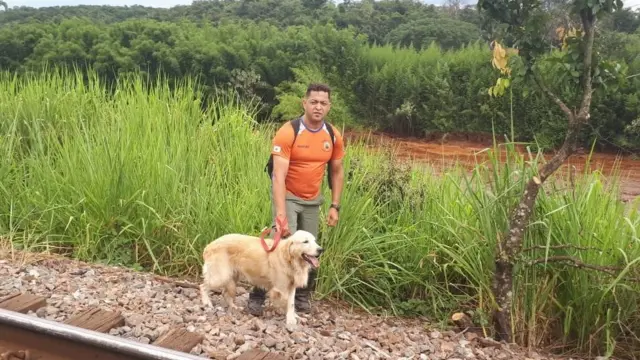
[302, 0, 327, 9]
[477, 0, 626, 343]
[0, 1, 7, 11]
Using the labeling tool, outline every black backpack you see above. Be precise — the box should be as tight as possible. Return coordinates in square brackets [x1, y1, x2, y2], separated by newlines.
[265, 117, 336, 190]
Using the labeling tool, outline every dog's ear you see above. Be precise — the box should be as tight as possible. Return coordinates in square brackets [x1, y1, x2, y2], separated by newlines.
[284, 240, 294, 264]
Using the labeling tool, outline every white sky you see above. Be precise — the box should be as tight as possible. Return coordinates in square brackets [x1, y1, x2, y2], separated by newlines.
[4, 0, 456, 10]
[7, 0, 194, 7]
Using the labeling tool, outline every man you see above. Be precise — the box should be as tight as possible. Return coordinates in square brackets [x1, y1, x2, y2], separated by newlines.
[247, 83, 345, 316]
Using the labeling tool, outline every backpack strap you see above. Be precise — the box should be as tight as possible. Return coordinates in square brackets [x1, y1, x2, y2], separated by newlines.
[265, 116, 303, 180]
[325, 122, 336, 190]
[290, 116, 302, 145]
[325, 121, 336, 145]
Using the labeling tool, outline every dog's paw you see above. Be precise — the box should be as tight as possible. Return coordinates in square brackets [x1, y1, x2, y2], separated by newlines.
[285, 321, 297, 332]
[285, 314, 298, 331]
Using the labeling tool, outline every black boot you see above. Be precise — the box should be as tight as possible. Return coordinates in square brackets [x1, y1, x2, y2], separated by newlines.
[295, 268, 317, 313]
[246, 287, 266, 316]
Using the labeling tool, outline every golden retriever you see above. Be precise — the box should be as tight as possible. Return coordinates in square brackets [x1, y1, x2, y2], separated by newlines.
[199, 229, 323, 328]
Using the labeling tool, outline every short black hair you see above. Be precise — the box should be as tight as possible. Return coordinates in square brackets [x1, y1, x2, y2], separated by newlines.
[306, 83, 331, 99]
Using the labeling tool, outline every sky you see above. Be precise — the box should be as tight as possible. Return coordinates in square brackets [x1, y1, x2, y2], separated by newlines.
[9, 0, 200, 7]
[5, 0, 452, 10]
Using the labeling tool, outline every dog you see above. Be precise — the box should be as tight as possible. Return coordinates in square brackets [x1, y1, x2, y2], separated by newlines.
[199, 229, 323, 328]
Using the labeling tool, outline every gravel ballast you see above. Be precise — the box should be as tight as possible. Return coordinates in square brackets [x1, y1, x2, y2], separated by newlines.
[0, 254, 569, 360]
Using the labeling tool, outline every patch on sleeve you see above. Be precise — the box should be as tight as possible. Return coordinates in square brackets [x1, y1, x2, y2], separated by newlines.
[273, 145, 281, 153]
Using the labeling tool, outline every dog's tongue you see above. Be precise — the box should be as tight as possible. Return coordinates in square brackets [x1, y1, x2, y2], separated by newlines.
[309, 256, 319, 268]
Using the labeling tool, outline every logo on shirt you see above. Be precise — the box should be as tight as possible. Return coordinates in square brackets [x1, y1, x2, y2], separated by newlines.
[322, 141, 331, 152]
[273, 145, 281, 153]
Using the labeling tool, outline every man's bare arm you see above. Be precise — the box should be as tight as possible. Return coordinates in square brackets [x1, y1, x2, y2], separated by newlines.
[272, 155, 289, 218]
[329, 159, 344, 205]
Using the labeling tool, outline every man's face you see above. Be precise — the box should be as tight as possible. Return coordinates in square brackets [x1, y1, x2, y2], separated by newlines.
[302, 91, 331, 122]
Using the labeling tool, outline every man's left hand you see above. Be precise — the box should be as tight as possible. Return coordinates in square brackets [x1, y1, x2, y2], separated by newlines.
[327, 207, 339, 227]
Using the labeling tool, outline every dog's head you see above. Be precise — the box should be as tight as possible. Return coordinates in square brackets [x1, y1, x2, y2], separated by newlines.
[285, 230, 323, 269]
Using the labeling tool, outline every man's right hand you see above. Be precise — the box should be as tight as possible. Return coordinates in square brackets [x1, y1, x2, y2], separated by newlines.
[275, 215, 291, 238]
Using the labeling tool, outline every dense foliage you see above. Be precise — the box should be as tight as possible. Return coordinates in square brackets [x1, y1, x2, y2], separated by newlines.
[2, 70, 639, 358]
[2, 1, 640, 357]
[1, 0, 640, 151]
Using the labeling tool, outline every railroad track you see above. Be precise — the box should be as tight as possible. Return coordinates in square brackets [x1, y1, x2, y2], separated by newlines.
[0, 291, 284, 360]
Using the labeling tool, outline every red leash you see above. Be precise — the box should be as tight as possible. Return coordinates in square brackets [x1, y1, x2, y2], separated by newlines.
[259, 216, 287, 252]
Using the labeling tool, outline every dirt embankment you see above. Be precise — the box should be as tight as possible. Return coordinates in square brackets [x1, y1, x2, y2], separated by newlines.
[344, 131, 640, 202]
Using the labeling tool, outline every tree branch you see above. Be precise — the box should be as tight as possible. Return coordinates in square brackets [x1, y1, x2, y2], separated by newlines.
[532, 69, 575, 123]
[522, 244, 605, 253]
[153, 274, 199, 289]
[577, 9, 596, 121]
[526, 255, 640, 282]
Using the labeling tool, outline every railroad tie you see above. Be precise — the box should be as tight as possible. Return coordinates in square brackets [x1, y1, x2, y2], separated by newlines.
[64, 307, 125, 333]
[152, 327, 204, 353]
[0, 292, 47, 314]
[235, 349, 286, 360]
[0, 292, 48, 360]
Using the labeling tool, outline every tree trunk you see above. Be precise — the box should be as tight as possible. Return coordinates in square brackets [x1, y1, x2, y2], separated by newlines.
[492, 122, 582, 342]
[491, 11, 596, 342]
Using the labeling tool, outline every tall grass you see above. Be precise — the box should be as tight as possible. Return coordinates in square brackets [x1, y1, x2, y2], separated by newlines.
[1, 69, 639, 358]
[0, 69, 273, 274]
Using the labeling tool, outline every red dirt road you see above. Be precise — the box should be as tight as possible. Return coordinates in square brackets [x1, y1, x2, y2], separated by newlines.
[345, 131, 640, 202]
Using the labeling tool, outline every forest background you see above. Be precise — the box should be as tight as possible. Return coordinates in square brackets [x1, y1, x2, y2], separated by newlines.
[2, 0, 640, 152]
[2, 1, 640, 358]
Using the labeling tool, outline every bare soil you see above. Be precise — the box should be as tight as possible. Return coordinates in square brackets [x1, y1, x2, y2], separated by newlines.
[344, 130, 640, 202]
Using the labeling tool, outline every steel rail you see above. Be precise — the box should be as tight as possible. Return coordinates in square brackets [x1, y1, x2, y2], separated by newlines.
[0, 307, 205, 360]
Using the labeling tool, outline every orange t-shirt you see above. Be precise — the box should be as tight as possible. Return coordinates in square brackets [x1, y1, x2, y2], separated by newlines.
[271, 119, 345, 200]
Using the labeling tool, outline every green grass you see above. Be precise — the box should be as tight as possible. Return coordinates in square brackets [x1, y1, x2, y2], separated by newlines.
[1, 69, 639, 358]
